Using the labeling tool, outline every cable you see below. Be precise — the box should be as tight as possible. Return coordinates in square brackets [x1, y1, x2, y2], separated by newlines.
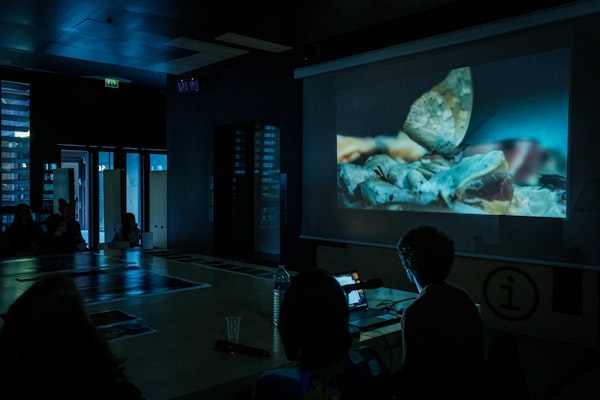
[375, 297, 417, 313]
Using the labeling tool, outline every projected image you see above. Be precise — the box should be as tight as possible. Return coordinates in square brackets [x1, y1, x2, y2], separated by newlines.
[337, 49, 568, 218]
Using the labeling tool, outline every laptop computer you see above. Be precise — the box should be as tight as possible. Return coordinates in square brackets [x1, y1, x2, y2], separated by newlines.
[334, 270, 402, 330]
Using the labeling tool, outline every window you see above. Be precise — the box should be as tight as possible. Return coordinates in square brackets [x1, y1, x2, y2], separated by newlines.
[1, 80, 30, 231]
[98, 151, 114, 243]
[126, 152, 141, 229]
[150, 153, 167, 171]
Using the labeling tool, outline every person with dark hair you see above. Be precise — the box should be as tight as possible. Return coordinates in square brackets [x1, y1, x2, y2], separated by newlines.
[41, 213, 80, 255]
[58, 198, 87, 251]
[0, 273, 145, 399]
[1, 203, 44, 258]
[112, 212, 141, 247]
[394, 225, 485, 399]
[252, 268, 394, 400]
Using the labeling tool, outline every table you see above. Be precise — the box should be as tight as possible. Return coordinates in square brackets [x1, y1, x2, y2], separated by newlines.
[0, 250, 416, 399]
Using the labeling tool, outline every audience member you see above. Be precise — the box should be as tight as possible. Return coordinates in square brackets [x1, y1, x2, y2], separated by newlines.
[0, 203, 44, 258]
[394, 225, 485, 399]
[58, 198, 87, 251]
[0, 273, 145, 399]
[41, 213, 80, 255]
[112, 212, 141, 247]
[252, 268, 394, 400]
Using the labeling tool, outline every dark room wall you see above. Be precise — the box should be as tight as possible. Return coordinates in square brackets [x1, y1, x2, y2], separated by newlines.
[1, 69, 166, 155]
[166, 51, 307, 267]
[31, 74, 166, 153]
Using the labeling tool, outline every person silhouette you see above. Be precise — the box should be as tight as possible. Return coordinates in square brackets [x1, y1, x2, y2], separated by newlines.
[41, 213, 80, 255]
[58, 198, 87, 251]
[394, 225, 485, 399]
[0, 203, 44, 258]
[112, 212, 142, 247]
[252, 268, 394, 400]
[0, 273, 145, 399]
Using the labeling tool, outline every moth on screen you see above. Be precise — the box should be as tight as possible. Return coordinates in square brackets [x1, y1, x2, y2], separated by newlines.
[403, 67, 473, 158]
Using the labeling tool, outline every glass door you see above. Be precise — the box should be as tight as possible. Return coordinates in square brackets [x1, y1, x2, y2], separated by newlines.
[60, 150, 89, 245]
[60, 148, 165, 250]
[98, 151, 114, 245]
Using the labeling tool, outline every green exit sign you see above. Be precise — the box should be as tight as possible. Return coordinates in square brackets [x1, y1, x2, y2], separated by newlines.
[105, 78, 119, 88]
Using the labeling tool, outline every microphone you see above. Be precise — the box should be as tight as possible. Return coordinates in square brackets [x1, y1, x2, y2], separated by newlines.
[214, 339, 271, 358]
[342, 278, 383, 294]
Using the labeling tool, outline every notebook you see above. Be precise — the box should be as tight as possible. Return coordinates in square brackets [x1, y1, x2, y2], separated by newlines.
[334, 270, 402, 330]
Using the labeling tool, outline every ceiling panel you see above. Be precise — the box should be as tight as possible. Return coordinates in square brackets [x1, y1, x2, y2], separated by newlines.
[0, 0, 585, 87]
[68, 18, 170, 48]
[156, 38, 249, 74]
[43, 18, 194, 70]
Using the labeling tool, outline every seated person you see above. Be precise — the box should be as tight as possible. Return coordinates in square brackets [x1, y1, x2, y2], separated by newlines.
[394, 225, 485, 399]
[1, 203, 43, 258]
[252, 268, 394, 400]
[0, 273, 144, 399]
[112, 212, 141, 247]
[41, 213, 79, 255]
[58, 198, 87, 251]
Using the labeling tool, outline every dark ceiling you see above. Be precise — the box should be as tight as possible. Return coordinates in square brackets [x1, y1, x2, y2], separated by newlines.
[0, 0, 585, 88]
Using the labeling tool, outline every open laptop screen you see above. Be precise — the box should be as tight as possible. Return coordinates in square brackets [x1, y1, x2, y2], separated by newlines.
[333, 271, 369, 311]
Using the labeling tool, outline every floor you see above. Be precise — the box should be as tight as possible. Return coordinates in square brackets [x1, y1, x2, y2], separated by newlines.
[512, 329, 600, 399]
[549, 359, 600, 398]
[1, 249, 599, 399]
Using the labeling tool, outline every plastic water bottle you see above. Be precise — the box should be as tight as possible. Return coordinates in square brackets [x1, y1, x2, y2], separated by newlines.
[273, 264, 290, 326]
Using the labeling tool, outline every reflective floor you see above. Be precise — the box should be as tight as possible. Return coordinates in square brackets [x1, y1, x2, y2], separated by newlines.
[0, 252, 210, 306]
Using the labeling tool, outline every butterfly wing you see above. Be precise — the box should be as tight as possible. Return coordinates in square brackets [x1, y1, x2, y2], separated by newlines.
[403, 67, 473, 157]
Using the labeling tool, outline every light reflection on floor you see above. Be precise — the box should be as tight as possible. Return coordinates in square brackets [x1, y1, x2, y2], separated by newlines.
[0, 252, 211, 306]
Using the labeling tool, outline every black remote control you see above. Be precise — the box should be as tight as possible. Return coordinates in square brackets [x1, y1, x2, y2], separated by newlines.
[214, 339, 271, 358]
